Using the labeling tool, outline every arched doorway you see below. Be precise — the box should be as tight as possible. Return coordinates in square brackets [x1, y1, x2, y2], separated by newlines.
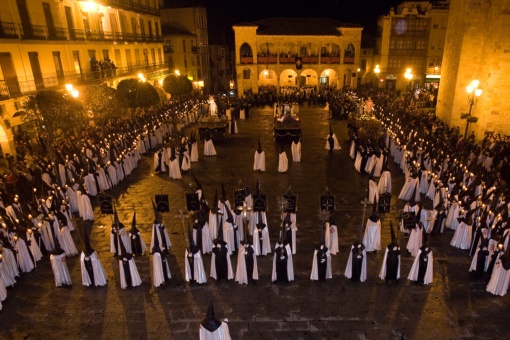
[319, 69, 339, 89]
[258, 69, 277, 92]
[0, 123, 12, 159]
[299, 69, 318, 88]
[280, 69, 297, 88]
[240, 43, 253, 64]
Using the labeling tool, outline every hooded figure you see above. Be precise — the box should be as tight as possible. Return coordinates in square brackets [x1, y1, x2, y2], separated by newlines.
[151, 226, 171, 288]
[110, 206, 131, 256]
[253, 138, 266, 171]
[271, 220, 294, 283]
[378, 167, 392, 195]
[210, 218, 234, 281]
[57, 217, 78, 257]
[363, 201, 381, 252]
[208, 190, 220, 240]
[80, 230, 107, 286]
[193, 216, 213, 255]
[324, 217, 339, 255]
[486, 246, 510, 296]
[219, 183, 238, 255]
[310, 221, 332, 281]
[168, 146, 182, 179]
[408, 234, 433, 285]
[325, 124, 341, 151]
[150, 201, 172, 253]
[203, 130, 217, 156]
[199, 302, 231, 340]
[406, 219, 423, 257]
[189, 130, 199, 162]
[469, 233, 489, 278]
[368, 176, 379, 205]
[49, 235, 72, 287]
[278, 144, 288, 173]
[185, 225, 207, 284]
[450, 208, 472, 250]
[253, 211, 271, 256]
[291, 136, 301, 162]
[344, 241, 367, 282]
[281, 212, 296, 254]
[118, 230, 142, 289]
[379, 221, 401, 282]
[129, 210, 147, 256]
[235, 219, 258, 285]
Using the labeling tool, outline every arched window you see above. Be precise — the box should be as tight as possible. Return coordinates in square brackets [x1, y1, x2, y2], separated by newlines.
[240, 43, 253, 58]
[344, 44, 355, 64]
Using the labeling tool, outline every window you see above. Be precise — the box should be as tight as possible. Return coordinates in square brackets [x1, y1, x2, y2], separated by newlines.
[243, 69, 250, 79]
[102, 49, 109, 60]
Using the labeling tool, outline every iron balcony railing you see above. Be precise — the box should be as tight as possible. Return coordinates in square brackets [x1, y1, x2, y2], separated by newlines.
[0, 22, 163, 43]
[98, 0, 161, 16]
[0, 63, 170, 100]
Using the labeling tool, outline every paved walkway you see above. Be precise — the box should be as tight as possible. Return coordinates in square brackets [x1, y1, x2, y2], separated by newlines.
[0, 105, 508, 340]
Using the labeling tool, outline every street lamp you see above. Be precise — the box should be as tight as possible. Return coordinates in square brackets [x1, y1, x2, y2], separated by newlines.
[404, 68, 413, 92]
[462, 79, 482, 139]
[374, 65, 380, 86]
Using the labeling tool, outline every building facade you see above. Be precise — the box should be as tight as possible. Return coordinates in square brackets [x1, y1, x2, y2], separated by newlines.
[232, 18, 363, 97]
[209, 44, 231, 94]
[375, 1, 449, 90]
[436, 0, 510, 139]
[160, 6, 210, 93]
[0, 0, 166, 155]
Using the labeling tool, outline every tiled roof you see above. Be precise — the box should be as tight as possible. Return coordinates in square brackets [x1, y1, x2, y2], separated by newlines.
[234, 17, 362, 36]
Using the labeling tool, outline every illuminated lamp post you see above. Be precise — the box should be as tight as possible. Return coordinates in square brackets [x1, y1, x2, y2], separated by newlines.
[461, 79, 482, 139]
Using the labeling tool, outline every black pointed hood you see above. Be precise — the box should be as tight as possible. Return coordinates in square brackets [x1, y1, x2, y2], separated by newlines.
[390, 221, 397, 245]
[200, 302, 222, 332]
[221, 183, 227, 203]
[83, 229, 95, 257]
[257, 138, 262, 153]
[131, 210, 139, 233]
[369, 199, 379, 222]
[192, 173, 202, 190]
[329, 123, 333, 136]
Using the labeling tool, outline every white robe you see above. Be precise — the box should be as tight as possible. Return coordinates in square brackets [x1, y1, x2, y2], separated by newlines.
[363, 218, 381, 252]
[50, 253, 72, 287]
[324, 222, 338, 255]
[59, 226, 78, 257]
[194, 226, 214, 254]
[450, 221, 472, 250]
[253, 150, 266, 171]
[253, 226, 271, 256]
[199, 323, 232, 340]
[291, 141, 301, 162]
[168, 158, 182, 179]
[486, 253, 510, 296]
[325, 133, 341, 150]
[310, 247, 332, 280]
[344, 245, 367, 282]
[379, 246, 401, 280]
[398, 176, 420, 202]
[119, 257, 142, 289]
[204, 140, 217, 156]
[278, 151, 288, 172]
[185, 249, 207, 284]
[235, 244, 259, 284]
[406, 225, 423, 257]
[377, 171, 392, 194]
[15, 238, 34, 273]
[152, 252, 171, 287]
[80, 251, 108, 287]
[368, 180, 379, 204]
[407, 248, 433, 284]
[210, 248, 234, 280]
[190, 142, 199, 162]
[150, 223, 172, 252]
[77, 191, 94, 221]
[271, 243, 294, 282]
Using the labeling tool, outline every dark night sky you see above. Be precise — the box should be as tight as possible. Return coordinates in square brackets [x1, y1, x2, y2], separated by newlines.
[164, 0, 402, 45]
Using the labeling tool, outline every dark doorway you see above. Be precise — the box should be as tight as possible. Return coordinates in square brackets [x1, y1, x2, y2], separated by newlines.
[28, 52, 44, 91]
[0, 53, 21, 98]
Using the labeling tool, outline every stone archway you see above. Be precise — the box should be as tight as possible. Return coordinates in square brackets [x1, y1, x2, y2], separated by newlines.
[299, 69, 318, 88]
[0, 123, 13, 158]
[319, 69, 339, 88]
[279, 69, 298, 88]
[258, 69, 278, 90]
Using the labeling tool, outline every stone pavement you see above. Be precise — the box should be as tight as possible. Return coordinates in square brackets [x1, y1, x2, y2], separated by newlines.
[1, 105, 509, 340]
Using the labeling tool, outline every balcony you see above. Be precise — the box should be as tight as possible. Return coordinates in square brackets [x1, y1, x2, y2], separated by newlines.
[0, 22, 163, 43]
[240, 57, 253, 64]
[302, 56, 318, 63]
[257, 56, 277, 63]
[0, 62, 169, 100]
[279, 56, 296, 63]
[344, 56, 355, 64]
[98, 0, 160, 16]
[320, 55, 340, 64]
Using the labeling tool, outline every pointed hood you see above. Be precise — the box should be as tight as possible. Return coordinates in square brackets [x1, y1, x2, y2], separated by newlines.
[224, 204, 234, 224]
[211, 189, 219, 213]
[221, 183, 227, 203]
[369, 199, 379, 222]
[320, 221, 326, 246]
[257, 137, 262, 153]
[216, 217, 224, 241]
[192, 173, 202, 190]
[279, 143, 285, 154]
[390, 221, 397, 245]
[83, 229, 95, 256]
[256, 211, 266, 228]
[151, 224, 161, 253]
[200, 302, 222, 332]
[131, 210, 138, 233]
[329, 123, 333, 136]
